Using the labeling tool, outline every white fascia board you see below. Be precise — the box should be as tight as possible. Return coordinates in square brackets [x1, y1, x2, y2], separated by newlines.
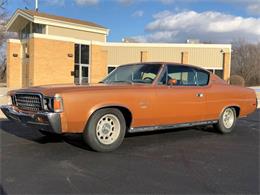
[7, 39, 21, 44]
[6, 10, 34, 30]
[107, 64, 119, 67]
[33, 17, 109, 35]
[202, 67, 223, 70]
[6, 10, 109, 36]
[31, 33, 92, 45]
[100, 42, 232, 49]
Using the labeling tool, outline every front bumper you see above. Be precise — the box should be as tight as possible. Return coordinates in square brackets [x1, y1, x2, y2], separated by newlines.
[1, 105, 62, 134]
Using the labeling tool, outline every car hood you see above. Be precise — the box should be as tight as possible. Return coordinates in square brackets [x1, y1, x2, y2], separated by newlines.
[8, 83, 149, 96]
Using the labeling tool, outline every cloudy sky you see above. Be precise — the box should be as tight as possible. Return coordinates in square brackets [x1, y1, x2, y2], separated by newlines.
[5, 0, 260, 43]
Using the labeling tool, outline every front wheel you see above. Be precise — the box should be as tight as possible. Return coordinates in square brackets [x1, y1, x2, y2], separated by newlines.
[83, 108, 126, 152]
[214, 107, 237, 134]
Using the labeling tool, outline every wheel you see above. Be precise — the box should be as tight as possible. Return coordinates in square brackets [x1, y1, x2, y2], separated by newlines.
[214, 107, 236, 134]
[83, 108, 126, 152]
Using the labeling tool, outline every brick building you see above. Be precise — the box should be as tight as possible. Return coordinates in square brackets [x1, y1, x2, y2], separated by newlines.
[6, 9, 231, 89]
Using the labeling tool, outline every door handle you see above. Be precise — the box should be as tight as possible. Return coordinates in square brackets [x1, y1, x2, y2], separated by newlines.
[196, 93, 204, 97]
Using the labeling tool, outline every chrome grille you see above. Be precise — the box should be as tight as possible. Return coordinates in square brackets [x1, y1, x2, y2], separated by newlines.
[14, 93, 43, 112]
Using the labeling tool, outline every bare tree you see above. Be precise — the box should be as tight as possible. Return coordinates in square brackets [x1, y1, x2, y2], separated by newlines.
[0, 0, 8, 82]
[231, 40, 260, 86]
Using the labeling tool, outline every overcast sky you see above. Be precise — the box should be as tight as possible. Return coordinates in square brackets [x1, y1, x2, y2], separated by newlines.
[5, 0, 260, 43]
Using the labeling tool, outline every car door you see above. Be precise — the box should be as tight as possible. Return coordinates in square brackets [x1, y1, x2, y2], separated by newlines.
[154, 65, 207, 126]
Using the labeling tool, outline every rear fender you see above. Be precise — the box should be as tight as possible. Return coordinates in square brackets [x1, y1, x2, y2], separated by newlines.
[218, 104, 241, 119]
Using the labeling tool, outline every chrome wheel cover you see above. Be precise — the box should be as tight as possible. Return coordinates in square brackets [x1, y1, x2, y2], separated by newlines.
[96, 114, 121, 145]
[222, 108, 235, 129]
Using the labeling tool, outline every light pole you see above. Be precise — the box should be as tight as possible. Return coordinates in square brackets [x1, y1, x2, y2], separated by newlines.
[35, 0, 38, 11]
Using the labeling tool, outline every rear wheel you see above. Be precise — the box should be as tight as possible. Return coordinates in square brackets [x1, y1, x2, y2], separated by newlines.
[83, 108, 126, 152]
[214, 107, 236, 134]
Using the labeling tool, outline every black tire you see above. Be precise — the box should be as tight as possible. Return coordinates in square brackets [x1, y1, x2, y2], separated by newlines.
[214, 107, 237, 134]
[83, 108, 126, 152]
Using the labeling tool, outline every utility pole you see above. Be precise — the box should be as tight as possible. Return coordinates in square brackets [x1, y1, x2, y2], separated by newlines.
[35, 0, 38, 12]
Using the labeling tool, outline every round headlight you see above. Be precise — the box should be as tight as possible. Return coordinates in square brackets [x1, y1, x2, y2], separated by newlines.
[7, 95, 12, 105]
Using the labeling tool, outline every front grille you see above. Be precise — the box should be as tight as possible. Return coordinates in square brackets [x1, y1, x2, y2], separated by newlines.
[14, 93, 43, 112]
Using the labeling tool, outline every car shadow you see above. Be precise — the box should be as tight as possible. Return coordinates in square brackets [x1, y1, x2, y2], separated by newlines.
[194, 125, 220, 133]
[0, 184, 7, 195]
[0, 119, 63, 144]
[0, 119, 93, 151]
[0, 119, 219, 151]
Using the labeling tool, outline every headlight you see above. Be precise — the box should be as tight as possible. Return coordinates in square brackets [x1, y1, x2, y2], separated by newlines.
[43, 97, 51, 111]
[53, 94, 64, 113]
[7, 95, 12, 105]
[43, 95, 64, 112]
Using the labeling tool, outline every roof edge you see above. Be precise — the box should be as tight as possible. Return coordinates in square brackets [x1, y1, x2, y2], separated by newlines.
[6, 9, 109, 35]
[6, 9, 34, 31]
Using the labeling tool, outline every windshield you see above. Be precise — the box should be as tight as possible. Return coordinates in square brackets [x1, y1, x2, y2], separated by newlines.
[101, 64, 162, 84]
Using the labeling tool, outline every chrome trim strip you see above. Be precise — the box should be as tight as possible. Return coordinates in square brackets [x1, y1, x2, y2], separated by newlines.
[129, 120, 218, 133]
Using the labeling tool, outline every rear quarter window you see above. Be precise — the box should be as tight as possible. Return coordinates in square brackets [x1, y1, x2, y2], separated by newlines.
[195, 69, 210, 86]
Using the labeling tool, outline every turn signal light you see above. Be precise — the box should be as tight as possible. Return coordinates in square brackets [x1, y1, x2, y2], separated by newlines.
[53, 95, 64, 113]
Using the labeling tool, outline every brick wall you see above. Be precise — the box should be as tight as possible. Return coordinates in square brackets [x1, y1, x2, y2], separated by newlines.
[7, 40, 22, 89]
[29, 38, 74, 86]
[90, 44, 108, 83]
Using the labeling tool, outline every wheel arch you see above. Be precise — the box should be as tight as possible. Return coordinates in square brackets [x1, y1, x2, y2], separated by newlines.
[85, 104, 133, 131]
[220, 105, 240, 118]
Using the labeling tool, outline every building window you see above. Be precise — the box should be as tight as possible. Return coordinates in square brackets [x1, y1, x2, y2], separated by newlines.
[206, 69, 224, 79]
[81, 45, 89, 64]
[215, 70, 223, 78]
[74, 44, 90, 84]
[74, 44, 79, 64]
[20, 22, 46, 39]
[108, 66, 116, 74]
[21, 23, 30, 39]
[32, 23, 45, 34]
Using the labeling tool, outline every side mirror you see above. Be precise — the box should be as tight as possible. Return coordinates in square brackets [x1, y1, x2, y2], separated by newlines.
[168, 79, 177, 86]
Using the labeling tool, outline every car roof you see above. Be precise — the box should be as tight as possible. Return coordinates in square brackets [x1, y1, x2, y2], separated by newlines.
[119, 62, 211, 73]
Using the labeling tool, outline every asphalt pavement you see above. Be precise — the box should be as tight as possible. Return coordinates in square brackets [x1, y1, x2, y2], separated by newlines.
[0, 110, 259, 194]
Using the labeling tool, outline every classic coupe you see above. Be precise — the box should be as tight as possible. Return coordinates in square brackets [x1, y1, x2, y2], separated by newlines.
[1, 63, 257, 152]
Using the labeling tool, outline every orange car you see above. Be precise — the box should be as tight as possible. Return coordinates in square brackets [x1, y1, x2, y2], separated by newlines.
[1, 62, 257, 152]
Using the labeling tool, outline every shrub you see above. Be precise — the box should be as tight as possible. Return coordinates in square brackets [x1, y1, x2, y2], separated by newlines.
[229, 75, 245, 86]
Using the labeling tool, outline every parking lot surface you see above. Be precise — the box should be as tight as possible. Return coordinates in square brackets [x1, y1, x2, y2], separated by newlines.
[0, 110, 259, 194]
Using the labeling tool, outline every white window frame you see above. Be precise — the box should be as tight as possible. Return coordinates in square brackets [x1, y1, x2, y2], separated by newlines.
[75, 44, 90, 84]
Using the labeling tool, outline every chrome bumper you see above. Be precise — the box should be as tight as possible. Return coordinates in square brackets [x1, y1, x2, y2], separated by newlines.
[1, 105, 62, 134]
